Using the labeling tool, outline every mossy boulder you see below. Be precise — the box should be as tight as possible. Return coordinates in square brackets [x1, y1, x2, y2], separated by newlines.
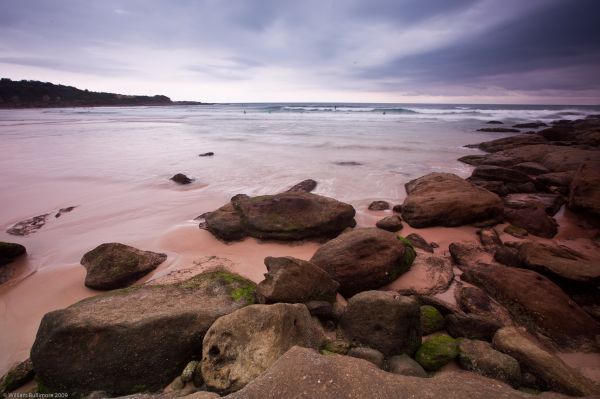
[420, 305, 444, 335]
[415, 334, 459, 371]
[0, 358, 35, 394]
[30, 270, 256, 397]
[0, 241, 26, 266]
[81, 243, 167, 290]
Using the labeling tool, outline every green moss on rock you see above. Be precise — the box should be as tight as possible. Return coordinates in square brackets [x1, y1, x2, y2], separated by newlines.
[415, 334, 459, 371]
[420, 305, 444, 335]
[179, 270, 256, 304]
[320, 339, 351, 355]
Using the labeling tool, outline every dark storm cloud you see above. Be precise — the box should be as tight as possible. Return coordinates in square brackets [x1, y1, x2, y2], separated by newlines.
[0, 0, 598, 101]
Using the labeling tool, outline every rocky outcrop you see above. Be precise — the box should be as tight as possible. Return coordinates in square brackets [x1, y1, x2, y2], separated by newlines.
[477, 128, 520, 133]
[477, 135, 547, 153]
[339, 291, 420, 356]
[201, 303, 320, 393]
[415, 334, 459, 371]
[30, 271, 256, 396]
[286, 179, 317, 193]
[81, 243, 167, 290]
[256, 256, 339, 304]
[224, 346, 553, 399]
[375, 215, 403, 232]
[569, 160, 600, 216]
[7, 213, 49, 236]
[503, 193, 564, 216]
[204, 192, 356, 241]
[513, 122, 547, 129]
[310, 228, 415, 297]
[457, 339, 521, 388]
[460, 263, 600, 351]
[0, 242, 26, 266]
[493, 327, 600, 396]
[401, 173, 503, 228]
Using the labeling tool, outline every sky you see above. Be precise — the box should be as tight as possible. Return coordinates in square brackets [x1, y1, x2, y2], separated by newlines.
[1, 0, 599, 104]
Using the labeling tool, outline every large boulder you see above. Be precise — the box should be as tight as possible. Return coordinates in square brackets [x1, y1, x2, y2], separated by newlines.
[493, 327, 600, 396]
[205, 192, 356, 241]
[0, 242, 26, 266]
[391, 252, 453, 296]
[457, 339, 521, 388]
[445, 313, 502, 341]
[256, 256, 339, 304]
[401, 173, 503, 228]
[224, 346, 559, 399]
[80, 243, 167, 290]
[540, 148, 600, 172]
[201, 303, 320, 393]
[455, 284, 513, 327]
[460, 263, 600, 351]
[30, 271, 256, 396]
[310, 228, 415, 297]
[518, 241, 600, 285]
[569, 160, 600, 216]
[339, 291, 420, 356]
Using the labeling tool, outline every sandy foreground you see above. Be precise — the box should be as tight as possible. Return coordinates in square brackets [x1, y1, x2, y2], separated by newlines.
[1, 178, 600, 384]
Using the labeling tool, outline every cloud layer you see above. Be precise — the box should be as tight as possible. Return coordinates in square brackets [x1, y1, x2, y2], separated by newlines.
[1, 0, 599, 103]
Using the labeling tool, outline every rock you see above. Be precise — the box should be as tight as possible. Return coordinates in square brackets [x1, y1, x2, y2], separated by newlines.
[517, 241, 600, 284]
[320, 339, 351, 355]
[0, 242, 26, 266]
[540, 148, 600, 173]
[415, 334, 459, 371]
[55, 205, 77, 218]
[0, 358, 35, 394]
[457, 339, 521, 388]
[513, 122, 547, 129]
[493, 245, 522, 267]
[171, 173, 193, 184]
[503, 206, 558, 238]
[569, 160, 600, 216]
[256, 256, 339, 304]
[387, 354, 427, 377]
[180, 361, 198, 383]
[199, 152, 214, 156]
[512, 162, 549, 176]
[205, 192, 356, 241]
[535, 171, 574, 193]
[6, 213, 49, 236]
[477, 128, 520, 133]
[486, 121, 504, 124]
[418, 296, 461, 316]
[472, 165, 533, 184]
[286, 179, 317, 193]
[477, 228, 502, 248]
[480, 144, 561, 168]
[493, 327, 600, 396]
[305, 300, 335, 320]
[455, 285, 513, 327]
[405, 233, 437, 253]
[477, 135, 547, 153]
[420, 305, 444, 335]
[375, 215, 403, 232]
[445, 313, 502, 341]
[30, 270, 256, 396]
[457, 154, 488, 166]
[339, 291, 420, 356]
[449, 242, 487, 266]
[401, 173, 503, 228]
[392, 204, 403, 213]
[503, 225, 528, 239]
[368, 200, 390, 210]
[460, 263, 600, 351]
[392, 252, 453, 296]
[224, 346, 550, 399]
[80, 243, 167, 290]
[347, 347, 385, 368]
[503, 193, 564, 216]
[467, 179, 509, 196]
[334, 161, 363, 166]
[201, 303, 320, 393]
[310, 228, 415, 297]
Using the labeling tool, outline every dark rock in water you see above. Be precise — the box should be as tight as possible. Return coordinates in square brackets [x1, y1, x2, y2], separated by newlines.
[205, 191, 356, 241]
[517, 241, 600, 285]
[7, 213, 49, 236]
[445, 313, 502, 341]
[477, 128, 520, 133]
[477, 134, 547, 153]
[457, 154, 487, 165]
[81, 243, 167, 290]
[256, 256, 339, 304]
[0, 358, 35, 394]
[387, 354, 427, 377]
[339, 291, 420, 356]
[503, 193, 564, 216]
[455, 284, 513, 327]
[420, 305, 444, 335]
[415, 334, 458, 371]
[224, 346, 542, 399]
[460, 262, 600, 351]
[405, 233, 436, 253]
[368, 200, 390, 210]
[513, 122, 547, 129]
[493, 327, 600, 396]
[310, 228, 415, 297]
[472, 165, 533, 184]
[55, 206, 77, 218]
[402, 173, 503, 228]
[170, 173, 193, 184]
[375, 215, 403, 232]
[486, 121, 504, 124]
[30, 270, 256, 396]
[503, 205, 558, 238]
[457, 339, 521, 388]
[347, 347, 385, 368]
[201, 303, 320, 393]
[569, 160, 600, 216]
[334, 161, 363, 166]
[511, 162, 549, 176]
[286, 179, 317, 193]
[392, 204, 403, 213]
[0, 242, 26, 266]
[199, 152, 214, 157]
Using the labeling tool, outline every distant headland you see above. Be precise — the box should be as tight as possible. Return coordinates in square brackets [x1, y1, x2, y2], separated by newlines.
[0, 78, 206, 108]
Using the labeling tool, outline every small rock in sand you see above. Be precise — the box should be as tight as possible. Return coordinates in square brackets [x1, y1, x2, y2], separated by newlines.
[170, 173, 193, 184]
[368, 200, 390, 210]
[375, 215, 403, 232]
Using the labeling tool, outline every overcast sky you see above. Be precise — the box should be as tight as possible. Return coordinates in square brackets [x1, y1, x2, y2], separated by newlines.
[1, 0, 599, 104]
